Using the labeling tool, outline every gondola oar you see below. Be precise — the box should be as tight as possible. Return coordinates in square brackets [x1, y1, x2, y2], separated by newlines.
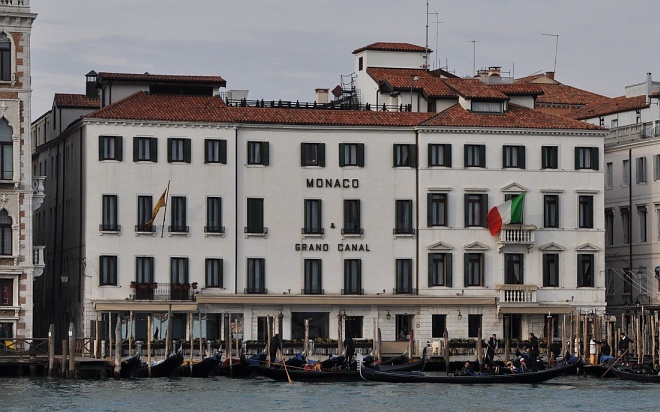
[281, 358, 292, 383]
[600, 349, 628, 378]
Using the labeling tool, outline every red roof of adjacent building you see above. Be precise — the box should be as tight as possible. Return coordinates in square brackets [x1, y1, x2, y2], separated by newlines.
[353, 42, 430, 54]
[568, 95, 649, 120]
[85, 91, 603, 132]
[96, 72, 226, 86]
[441, 78, 509, 100]
[514, 74, 610, 107]
[54, 93, 100, 108]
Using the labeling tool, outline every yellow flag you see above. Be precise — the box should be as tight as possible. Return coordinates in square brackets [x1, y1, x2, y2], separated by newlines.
[146, 187, 167, 226]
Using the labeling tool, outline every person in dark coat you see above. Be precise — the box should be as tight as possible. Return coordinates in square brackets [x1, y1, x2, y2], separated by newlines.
[618, 332, 634, 362]
[527, 332, 540, 371]
[486, 334, 498, 364]
[270, 334, 281, 363]
[344, 334, 356, 364]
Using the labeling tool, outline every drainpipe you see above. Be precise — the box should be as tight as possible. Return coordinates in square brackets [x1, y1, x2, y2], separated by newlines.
[415, 129, 419, 295]
[234, 126, 239, 295]
[629, 148, 633, 299]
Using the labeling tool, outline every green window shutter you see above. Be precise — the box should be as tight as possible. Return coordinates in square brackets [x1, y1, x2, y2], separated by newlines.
[133, 137, 139, 162]
[339, 143, 345, 167]
[479, 145, 485, 167]
[428, 253, 434, 288]
[480, 195, 488, 228]
[357, 143, 365, 167]
[446, 254, 453, 288]
[300, 143, 306, 167]
[183, 139, 191, 163]
[427, 193, 433, 227]
[167, 138, 173, 162]
[220, 140, 227, 164]
[262, 142, 270, 166]
[464, 253, 469, 288]
[445, 144, 452, 167]
[318, 143, 325, 167]
[591, 148, 599, 170]
[574, 147, 580, 169]
[151, 138, 158, 162]
[116, 137, 123, 161]
[410, 144, 418, 167]
[519, 146, 526, 169]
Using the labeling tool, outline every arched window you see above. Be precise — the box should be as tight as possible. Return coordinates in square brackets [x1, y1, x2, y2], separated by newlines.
[0, 33, 10, 82]
[0, 209, 12, 256]
[0, 118, 12, 180]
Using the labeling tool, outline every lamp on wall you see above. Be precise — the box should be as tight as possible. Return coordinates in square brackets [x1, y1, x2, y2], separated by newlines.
[386, 310, 391, 320]
[60, 274, 68, 283]
[457, 310, 462, 320]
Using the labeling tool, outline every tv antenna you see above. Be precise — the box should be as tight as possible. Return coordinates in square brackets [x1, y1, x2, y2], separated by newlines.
[428, 10, 444, 70]
[469, 40, 481, 76]
[541, 33, 559, 73]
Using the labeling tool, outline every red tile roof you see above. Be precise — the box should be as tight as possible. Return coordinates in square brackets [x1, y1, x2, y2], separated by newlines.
[353, 42, 429, 54]
[85, 91, 603, 132]
[568, 95, 649, 120]
[96, 72, 226, 86]
[422, 103, 603, 130]
[54, 93, 100, 108]
[489, 84, 544, 96]
[514, 75, 610, 107]
[441, 78, 509, 100]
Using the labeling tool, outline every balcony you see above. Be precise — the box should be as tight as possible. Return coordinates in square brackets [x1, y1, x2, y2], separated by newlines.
[302, 227, 325, 236]
[135, 224, 157, 235]
[393, 287, 417, 295]
[32, 176, 45, 212]
[99, 223, 121, 233]
[341, 228, 364, 236]
[244, 226, 268, 238]
[605, 121, 660, 148]
[496, 284, 537, 303]
[169, 225, 189, 234]
[205, 225, 225, 237]
[32, 245, 45, 277]
[130, 282, 196, 301]
[302, 288, 324, 295]
[393, 227, 416, 237]
[244, 287, 268, 294]
[341, 288, 364, 295]
[497, 224, 535, 249]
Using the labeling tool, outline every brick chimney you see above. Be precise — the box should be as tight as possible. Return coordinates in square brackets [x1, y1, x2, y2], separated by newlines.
[545, 72, 555, 80]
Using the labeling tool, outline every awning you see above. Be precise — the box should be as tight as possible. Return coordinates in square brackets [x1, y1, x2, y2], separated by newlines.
[94, 301, 197, 312]
[498, 305, 575, 315]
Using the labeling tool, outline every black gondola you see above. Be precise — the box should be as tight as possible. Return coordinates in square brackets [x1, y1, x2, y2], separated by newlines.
[611, 364, 660, 383]
[358, 355, 581, 384]
[174, 354, 221, 378]
[133, 352, 184, 378]
[119, 353, 141, 379]
[249, 350, 427, 382]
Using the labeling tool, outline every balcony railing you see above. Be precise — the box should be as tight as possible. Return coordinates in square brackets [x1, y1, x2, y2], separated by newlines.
[204, 225, 225, 234]
[169, 225, 190, 233]
[341, 288, 364, 295]
[605, 121, 660, 148]
[393, 228, 416, 235]
[221, 96, 413, 113]
[130, 282, 195, 301]
[99, 223, 121, 232]
[135, 224, 157, 233]
[302, 227, 325, 235]
[302, 288, 324, 295]
[394, 287, 417, 295]
[244, 288, 268, 294]
[498, 224, 535, 245]
[341, 228, 364, 236]
[496, 284, 537, 303]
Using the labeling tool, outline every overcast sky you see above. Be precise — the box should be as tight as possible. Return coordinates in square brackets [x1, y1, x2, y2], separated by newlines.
[29, 0, 660, 118]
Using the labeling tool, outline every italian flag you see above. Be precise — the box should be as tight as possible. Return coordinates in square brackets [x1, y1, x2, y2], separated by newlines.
[487, 193, 524, 236]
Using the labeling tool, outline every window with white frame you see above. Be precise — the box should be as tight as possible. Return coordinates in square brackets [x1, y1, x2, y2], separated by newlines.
[541, 146, 558, 169]
[578, 195, 594, 229]
[428, 253, 452, 287]
[205, 258, 223, 288]
[575, 147, 598, 170]
[395, 259, 413, 294]
[205, 139, 227, 164]
[543, 253, 559, 287]
[99, 255, 117, 286]
[636, 156, 647, 183]
[428, 143, 451, 167]
[621, 207, 630, 244]
[623, 159, 630, 185]
[134, 136, 157, 162]
[605, 162, 613, 188]
[168, 138, 191, 163]
[638, 205, 647, 243]
[654, 155, 660, 181]
[304, 259, 322, 294]
[464, 253, 484, 287]
[0, 209, 11, 255]
[99, 135, 122, 161]
[0, 118, 12, 179]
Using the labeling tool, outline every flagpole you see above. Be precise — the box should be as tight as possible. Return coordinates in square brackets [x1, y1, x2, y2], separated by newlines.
[160, 180, 171, 238]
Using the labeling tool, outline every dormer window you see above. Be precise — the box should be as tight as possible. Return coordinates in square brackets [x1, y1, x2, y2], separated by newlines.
[471, 101, 502, 113]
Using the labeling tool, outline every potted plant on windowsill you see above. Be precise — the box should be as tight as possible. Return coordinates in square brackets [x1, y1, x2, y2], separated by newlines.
[130, 281, 136, 288]
[151, 282, 158, 289]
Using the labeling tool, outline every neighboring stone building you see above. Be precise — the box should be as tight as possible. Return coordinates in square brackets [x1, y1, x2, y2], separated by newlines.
[0, 0, 44, 341]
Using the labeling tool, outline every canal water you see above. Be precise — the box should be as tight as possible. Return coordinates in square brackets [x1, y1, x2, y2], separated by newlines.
[1, 374, 658, 411]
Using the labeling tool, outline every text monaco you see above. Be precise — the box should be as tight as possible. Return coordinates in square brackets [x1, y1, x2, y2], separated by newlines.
[306, 178, 359, 188]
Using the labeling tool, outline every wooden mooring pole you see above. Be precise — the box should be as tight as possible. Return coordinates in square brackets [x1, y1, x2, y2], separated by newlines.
[68, 322, 76, 379]
[48, 324, 55, 377]
[61, 340, 67, 377]
[114, 316, 121, 379]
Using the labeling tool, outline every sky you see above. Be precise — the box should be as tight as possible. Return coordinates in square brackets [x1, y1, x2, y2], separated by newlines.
[29, 0, 660, 118]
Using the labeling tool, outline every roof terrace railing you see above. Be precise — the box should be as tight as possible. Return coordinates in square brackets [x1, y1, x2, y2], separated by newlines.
[223, 98, 413, 112]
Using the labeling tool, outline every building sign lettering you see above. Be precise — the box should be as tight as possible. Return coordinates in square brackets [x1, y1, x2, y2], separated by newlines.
[306, 178, 359, 189]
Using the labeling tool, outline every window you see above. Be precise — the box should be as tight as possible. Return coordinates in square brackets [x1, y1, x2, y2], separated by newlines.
[428, 253, 452, 287]
[578, 195, 594, 229]
[472, 101, 501, 113]
[0, 210, 10, 255]
[543, 253, 559, 287]
[343, 259, 362, 295]
[611, 119, 618, 128]
[575, 147, 598, 170]
[301, 142, 325, 167]
[395, 200, 414, 234]
[171, 257, 189, 284]
[427, 193, 447, 227]
[654, 155, 660, 181]
[393, 144, 417, 167]
[431, 314, 447, 338]
[304, 259, 323, 294]
[0, 279, 12, 306]
[577, 254, 594, 288]
[358, 57, 363, 71]
[428, 143, 451, 167]
[246, 198, 265, 234]
[205, 139, 227, 164]
[136, 195, 153, 232]
[468, 314, 483, 338]
[99, 135, 122, 161]
[504, 253, 524, 284]
[339, 143, 364, 167]
[464, 144, 485, 167]
[605, 209, 614, 246]
[543, 195, 559, 228]
[541, 146, 558, 169]
[622, 207, 630, 244]
[342, 199, 362, 235]
[503, 145, 525, 169]
[622, 159, 630, 185]
[464, 193, 487, 227]
[304, 199, 323, 235]
[246, 258, 266, 294]
[135, 257, 154, 284]
[101, 195, 119, 231]
[605, 162, 613, 188]
[464, 253, 484, 287]
[247, 141, 269, 165]
[395, 259, 413, 294]
[0, 118, 12, 179]
[636, 156, 647, 183]
[0, 35, 10, 81]
[206, 197, 224, 233]
[638, 205, 647, 243]
[205, 258, 223, 288]
[169, 196, 188, 233]
[167, 138, 191, 163]
[344, 316, 363, 339]
[133, 136, 157, 162]
[99, 255, 117, 286]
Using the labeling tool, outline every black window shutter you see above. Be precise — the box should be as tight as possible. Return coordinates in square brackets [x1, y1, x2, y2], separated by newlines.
[427, 144, 433, 167]
[262, 142, 270, 166]
[577, 254, 583, 286]
[480, 194, 488, 227]
[183, 139, 191, 163]
[446, 254, 453, 288]
[151, 138, 158, 162]
[428, 254, 434, 287]
[574, 147, 580, 169]
[463, 194, 469, 227]
[519, 146, 526, 169]
[339, 143, 345, 167]
[357, 143, 365, 167]
[591, 148, 599, 170]
[300, 143, 306, 167]
[445, 144, 452, 167]
[318, 143, 325, 167]
[464, 253, 469, 288]
[502, 146, 507, 167]
[410, 144, 418, 167]
[464, 145, 468, 166]
[116, 137, 123, 161]
[427, 193, 433, 227]
[99, 136, 104, 160]
[543, 255, 549, 286]
[167, 138, 173, 162]
[479, 145, 486, 167]
[133, 137, 139, 162]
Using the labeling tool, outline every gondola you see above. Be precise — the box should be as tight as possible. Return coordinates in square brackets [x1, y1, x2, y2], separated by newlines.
[611, 364, 660, 383]
[580, 363, 615, 378]
[133, 352, 184, 378]
[174, 354, 221, 377]
[119, 353, 141, 379]
[358, 355, 581, 384]
[249, 350, 427, 382]
[214, 355, 258, 378]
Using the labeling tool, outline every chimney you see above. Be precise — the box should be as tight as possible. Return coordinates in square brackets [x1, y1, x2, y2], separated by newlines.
[315, 88, 329, 104]
[545, 72, 555, 80]
[85, 70, 98, 98]
[646, 73, 653, 104]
